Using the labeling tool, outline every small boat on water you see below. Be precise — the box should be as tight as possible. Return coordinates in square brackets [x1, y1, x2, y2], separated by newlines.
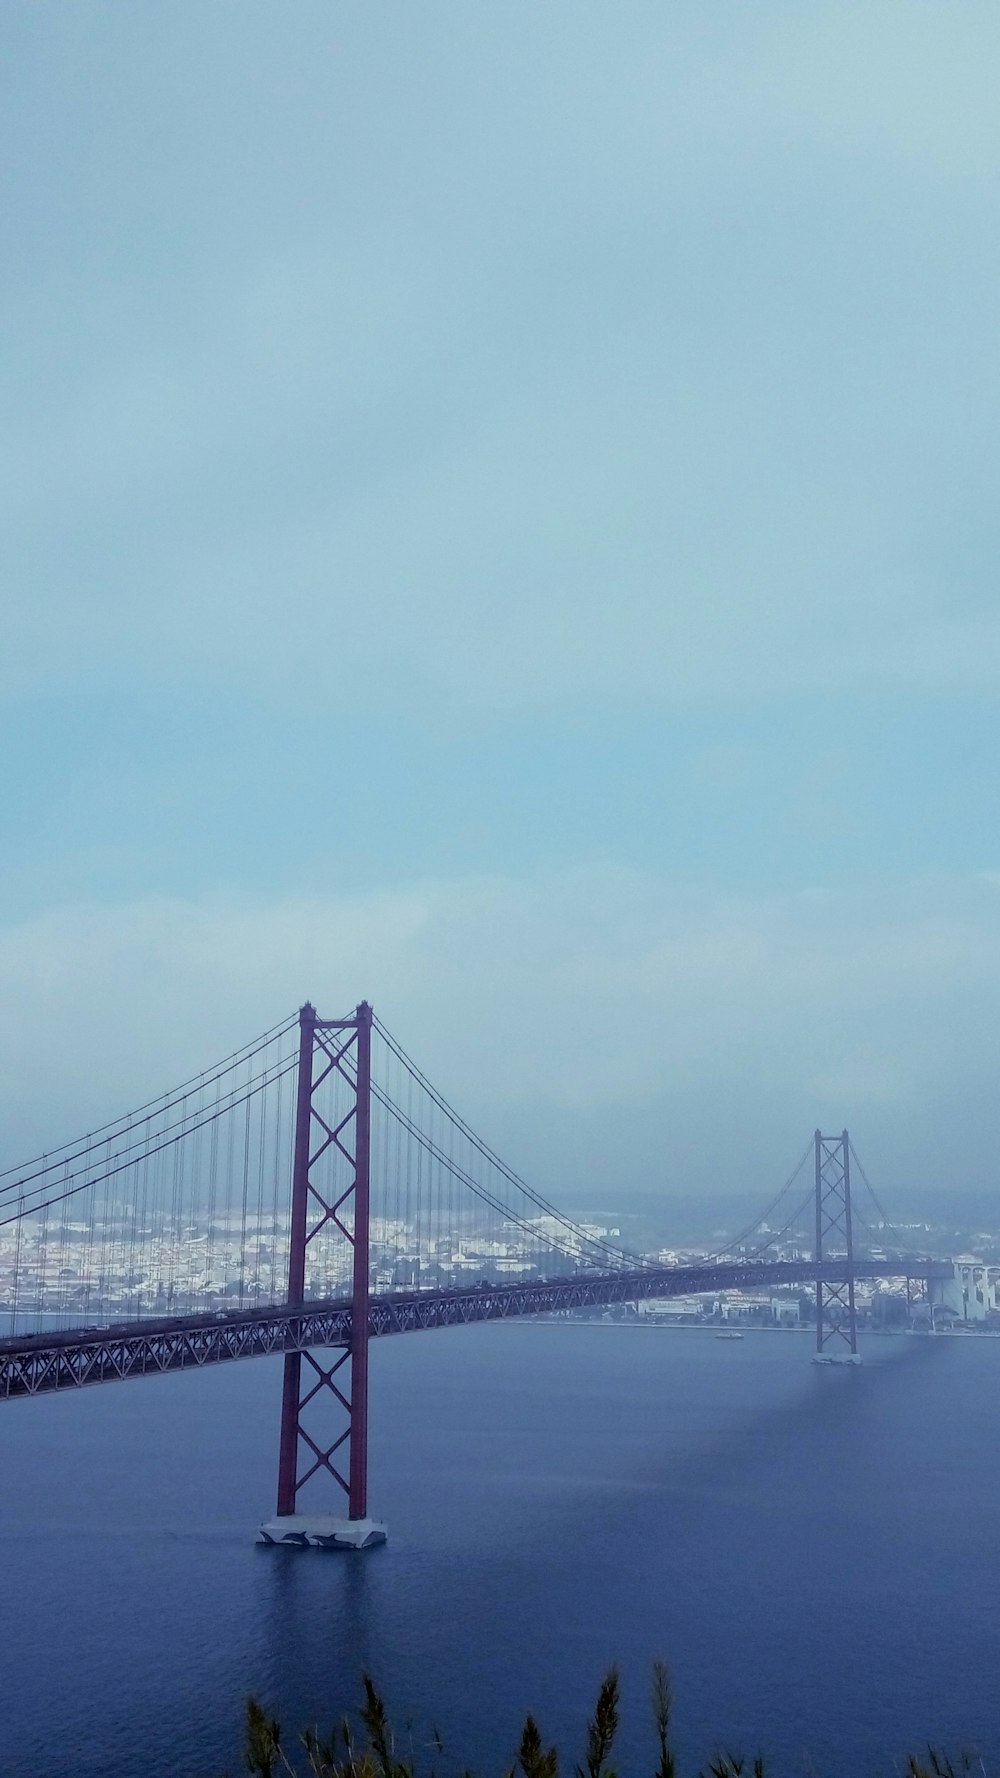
[715, 1330, 744, 1341]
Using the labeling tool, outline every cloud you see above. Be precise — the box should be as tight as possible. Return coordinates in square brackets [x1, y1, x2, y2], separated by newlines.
[3, 5, 999, 1215]
[1, 865, 998, 1198]
[4, 4, 1000, 715]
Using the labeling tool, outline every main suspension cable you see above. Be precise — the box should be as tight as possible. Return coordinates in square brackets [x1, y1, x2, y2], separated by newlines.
[373, 1017, 650, 1268]
[0, 1011, 298, 1187]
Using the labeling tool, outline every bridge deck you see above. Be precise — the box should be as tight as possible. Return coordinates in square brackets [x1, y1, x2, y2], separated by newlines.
[0, 1259, 948, 1399]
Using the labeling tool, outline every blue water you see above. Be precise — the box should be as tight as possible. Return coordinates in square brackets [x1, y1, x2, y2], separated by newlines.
[0, 1325, 996, 1777]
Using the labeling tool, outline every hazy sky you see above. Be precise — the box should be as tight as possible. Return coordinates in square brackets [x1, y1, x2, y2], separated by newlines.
[3, 3, 1000, 1202]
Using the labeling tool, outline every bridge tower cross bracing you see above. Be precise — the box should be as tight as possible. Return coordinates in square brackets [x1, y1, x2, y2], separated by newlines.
[813, 1128, 861, 1365]
[261, 999, 386, 1551]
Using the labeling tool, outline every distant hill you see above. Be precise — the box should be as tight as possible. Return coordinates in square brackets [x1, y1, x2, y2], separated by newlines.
[563, 1187, 1000, 1254]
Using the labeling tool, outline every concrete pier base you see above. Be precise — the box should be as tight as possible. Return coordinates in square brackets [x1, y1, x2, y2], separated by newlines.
[257, 1514, 387, 1550]
[812, 1352, 862, 1366]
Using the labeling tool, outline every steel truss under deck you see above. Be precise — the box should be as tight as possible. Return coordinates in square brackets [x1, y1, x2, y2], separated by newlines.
[0, 1257, 948, 1400]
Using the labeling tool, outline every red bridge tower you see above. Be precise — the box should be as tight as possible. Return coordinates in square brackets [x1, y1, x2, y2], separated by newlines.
[258, 1002, 386, 1550]
[813, 1128, 861, 1365]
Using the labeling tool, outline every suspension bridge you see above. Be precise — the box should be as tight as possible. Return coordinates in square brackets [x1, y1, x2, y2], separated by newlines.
[0, 1001, 949, 1548]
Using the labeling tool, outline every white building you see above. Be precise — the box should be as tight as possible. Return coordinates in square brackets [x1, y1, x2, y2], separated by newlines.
[637, 1295, 707, 1321]
[930, 1258, 1000, 1324]
[718, 1293, 800, 1325]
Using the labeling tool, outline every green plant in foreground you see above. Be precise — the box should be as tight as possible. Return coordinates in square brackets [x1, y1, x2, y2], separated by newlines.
[236, 1666, 983, 1778]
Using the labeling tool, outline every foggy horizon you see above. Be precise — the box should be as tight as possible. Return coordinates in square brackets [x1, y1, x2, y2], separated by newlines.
[5, 4, 1000, 1204]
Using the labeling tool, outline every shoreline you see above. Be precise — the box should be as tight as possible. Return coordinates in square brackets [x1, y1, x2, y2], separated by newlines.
[541, 1319, 1000, 1340]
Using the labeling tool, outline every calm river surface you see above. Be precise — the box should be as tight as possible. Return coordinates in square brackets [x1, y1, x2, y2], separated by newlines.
[0, 1324, 996, 1777]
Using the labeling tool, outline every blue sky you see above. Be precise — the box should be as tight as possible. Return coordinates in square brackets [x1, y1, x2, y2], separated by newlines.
[3, 3, 1000, 1200]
